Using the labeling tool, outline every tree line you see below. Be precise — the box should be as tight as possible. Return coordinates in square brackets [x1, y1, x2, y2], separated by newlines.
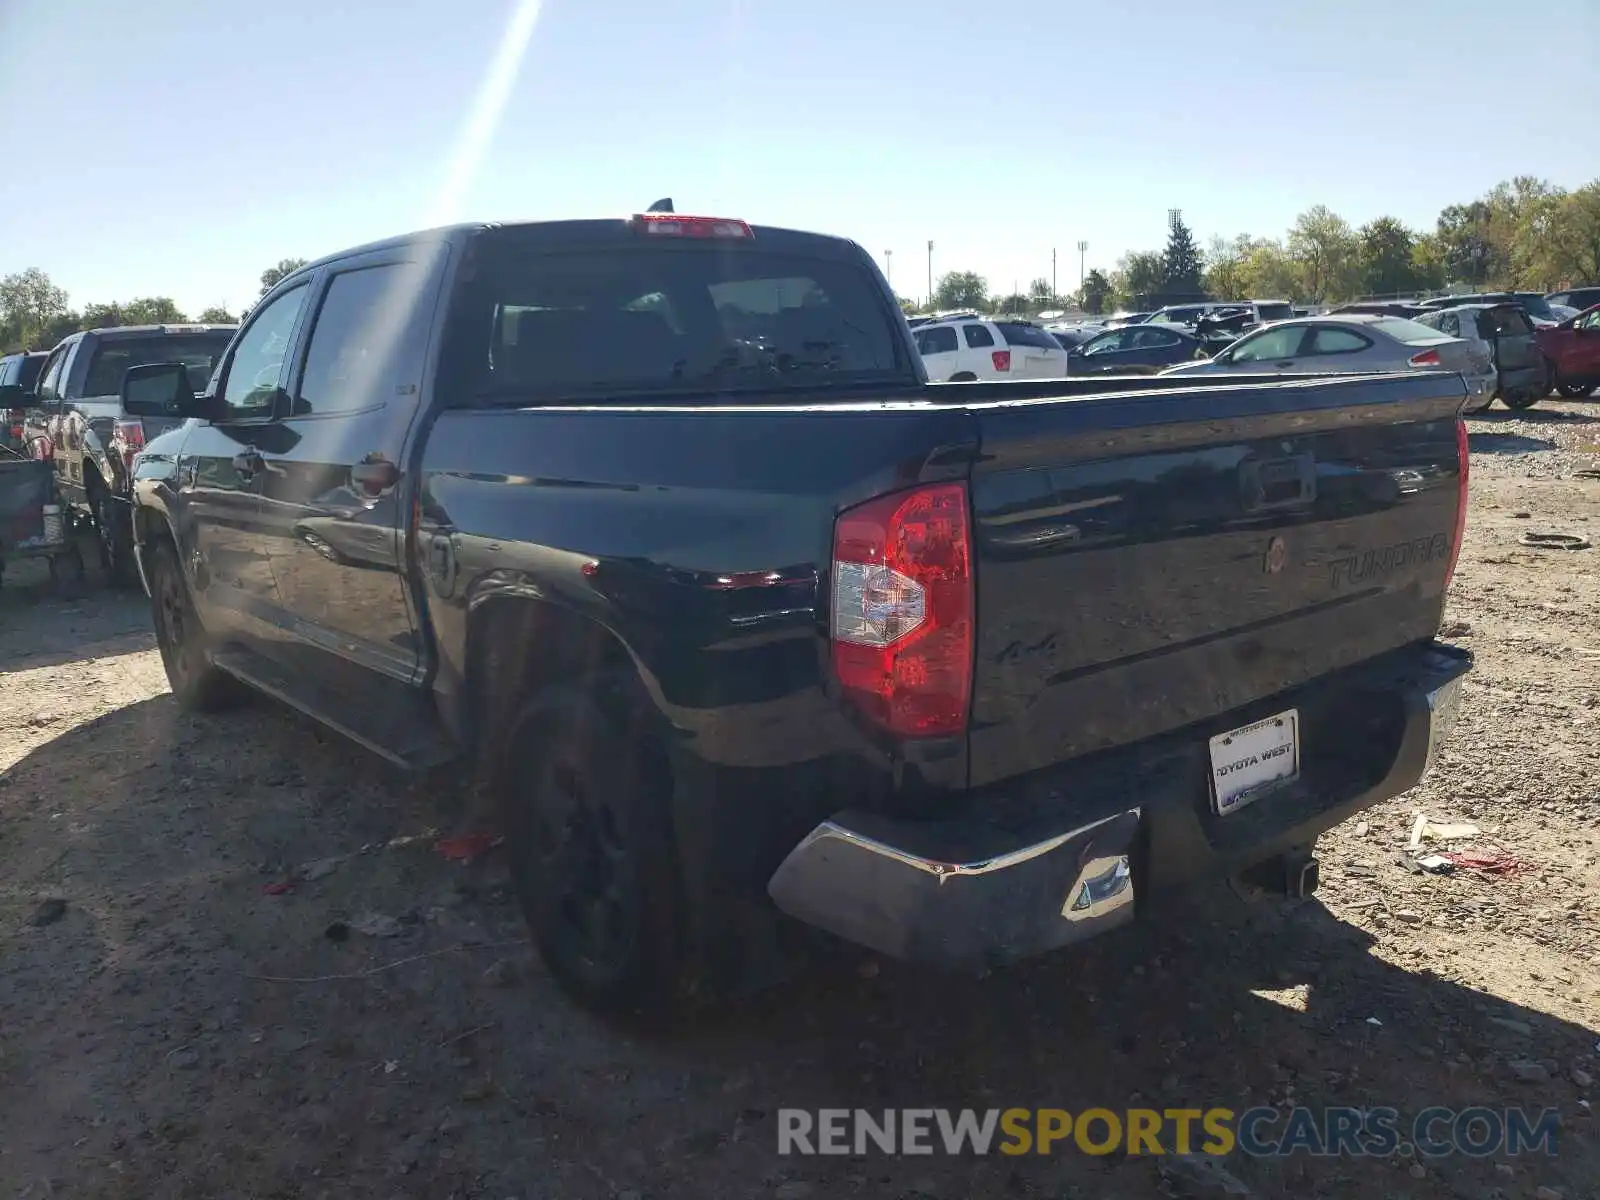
[912, 175, 1600, 317]
[0, 258, 308, 356]
[8, 175, 1599, 348]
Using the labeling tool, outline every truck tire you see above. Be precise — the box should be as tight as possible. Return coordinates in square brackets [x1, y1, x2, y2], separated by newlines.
[90, 481, 135, 586]
[146, 539, 244, 711]
[1557, 381, 1595, 398]
[496, 674, 687, 1020]
[1500, 389, 1540, 411]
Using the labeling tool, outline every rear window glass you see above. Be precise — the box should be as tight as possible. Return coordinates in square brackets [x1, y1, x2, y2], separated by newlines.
[83, 334, 232, 398]
[457, 246, 904, 400]
[1255, 302, 1294, 321]
[1512, 293, 1553, 320]
[1371, 317, 1449, 344]
[1486, 308, 1534, 336]
[915, 326, 959, 355]
[996, 322, 1061, 350]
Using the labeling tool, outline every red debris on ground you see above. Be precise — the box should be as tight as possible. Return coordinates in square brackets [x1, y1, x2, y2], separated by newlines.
[434, 833, 502, 863]
[261, 881, 294, 895]
[1440, 848, 1526, 875]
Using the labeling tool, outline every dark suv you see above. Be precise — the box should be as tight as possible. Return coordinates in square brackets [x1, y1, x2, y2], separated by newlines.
[25, 324, 235, 580]
[1548, 286, 1600, 313]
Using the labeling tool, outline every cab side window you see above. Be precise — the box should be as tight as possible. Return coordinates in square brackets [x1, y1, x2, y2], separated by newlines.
[218, 283, 310, 418]
[35, 346, 69, 404]
[293, 262, 429, 417]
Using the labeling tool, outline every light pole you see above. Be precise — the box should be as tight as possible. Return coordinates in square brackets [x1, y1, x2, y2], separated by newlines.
[884, 249, 893, 291]
[1077, 240, 1088, 288]
[927, 240, 934, 307]
[1052, 248, 1057, 302]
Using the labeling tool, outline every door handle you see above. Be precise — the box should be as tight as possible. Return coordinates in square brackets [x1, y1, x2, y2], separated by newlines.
[232, 449, 262, 475]
[1273, 360, 1295, 369]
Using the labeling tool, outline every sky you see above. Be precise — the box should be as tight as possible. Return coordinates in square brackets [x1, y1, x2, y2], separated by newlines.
[2, 0, 1597, 317]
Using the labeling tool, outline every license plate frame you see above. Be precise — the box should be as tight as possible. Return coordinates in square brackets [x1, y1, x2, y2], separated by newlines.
[1209, 708, 1301, 816]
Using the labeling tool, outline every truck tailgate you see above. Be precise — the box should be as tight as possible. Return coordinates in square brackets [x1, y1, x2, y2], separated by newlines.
[965, 373, 1466, 788]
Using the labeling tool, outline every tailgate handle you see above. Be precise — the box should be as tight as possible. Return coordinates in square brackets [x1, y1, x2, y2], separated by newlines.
[1239, 454, 1316, 512]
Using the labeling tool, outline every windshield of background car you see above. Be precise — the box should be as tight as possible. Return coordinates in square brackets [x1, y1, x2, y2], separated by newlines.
[454, 246, 906, 400]
[83, 334, 232, 398]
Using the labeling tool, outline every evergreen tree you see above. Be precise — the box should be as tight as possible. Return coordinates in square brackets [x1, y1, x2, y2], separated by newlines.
[1161, 211, 1206, 296]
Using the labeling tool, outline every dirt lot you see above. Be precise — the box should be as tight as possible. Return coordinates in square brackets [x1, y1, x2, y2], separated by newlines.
[2, 403, 1598, 1200]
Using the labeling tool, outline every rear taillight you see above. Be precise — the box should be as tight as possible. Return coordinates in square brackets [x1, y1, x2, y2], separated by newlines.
[991, 350, 1012, 372]
[1444, 418, 1468, 590]
[631, 213, 753, 239]
[114, 418, 146, 467]
[1409, 348, 1443, 367]
[831, 482, 974, 737]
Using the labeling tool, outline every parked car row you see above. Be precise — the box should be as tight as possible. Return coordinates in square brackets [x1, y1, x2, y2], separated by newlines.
[911, 283, 1599, 411]
[0, 324, 236, 580]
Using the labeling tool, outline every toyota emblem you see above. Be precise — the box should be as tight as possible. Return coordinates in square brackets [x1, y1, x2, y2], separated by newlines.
[1264, 536, 1287, 574]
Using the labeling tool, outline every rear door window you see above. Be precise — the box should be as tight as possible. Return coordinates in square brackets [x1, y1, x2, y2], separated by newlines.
[962, 324, 995, 348]
[916, 326, 959, 355]
[996, 322, 1063, 350]
[294, 262, 433, 416]
[83, 333, 234, 399]
[1082, 330, 1130, 356]
[1229, 325, 1306, 362]
[1305, 327, 1372, 355]
[464, 245, 904, 400]
[1128, 327, 1182, 349]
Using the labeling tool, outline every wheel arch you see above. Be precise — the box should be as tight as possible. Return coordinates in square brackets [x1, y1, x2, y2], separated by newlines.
[460, 594, 650, 773]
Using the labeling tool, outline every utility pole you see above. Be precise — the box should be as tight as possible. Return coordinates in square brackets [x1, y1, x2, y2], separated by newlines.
[927, 240, 934, 307]
[884, 249, 892, 291]
[1052, 248, 1057, 302]
[1077, 240, 1088, 288]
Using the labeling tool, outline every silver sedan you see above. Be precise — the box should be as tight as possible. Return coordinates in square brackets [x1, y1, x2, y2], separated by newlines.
[1160, 314, 1492, 409]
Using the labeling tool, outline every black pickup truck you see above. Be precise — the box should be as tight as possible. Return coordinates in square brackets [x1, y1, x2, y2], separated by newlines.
[124, 211, 1471, 1015]
[19, 324, 235, 581]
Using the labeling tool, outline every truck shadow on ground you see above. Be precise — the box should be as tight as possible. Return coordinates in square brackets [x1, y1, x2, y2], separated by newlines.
[1467, 431, 1557, 456]
[1, 694, 1594, 1200]
[1470, 407, 1600, 426]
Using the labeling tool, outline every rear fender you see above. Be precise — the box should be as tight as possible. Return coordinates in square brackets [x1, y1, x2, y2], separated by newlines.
[459, 591, 655, 771]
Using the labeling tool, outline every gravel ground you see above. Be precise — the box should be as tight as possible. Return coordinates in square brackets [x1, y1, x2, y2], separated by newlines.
[1, 400, 1597, 1200]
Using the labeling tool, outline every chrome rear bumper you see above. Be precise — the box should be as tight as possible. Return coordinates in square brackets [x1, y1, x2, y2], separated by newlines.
[769, 643, 1470, 970]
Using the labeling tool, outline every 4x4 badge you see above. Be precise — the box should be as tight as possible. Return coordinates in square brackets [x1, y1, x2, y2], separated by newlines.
[1264, 536, 1287, 574]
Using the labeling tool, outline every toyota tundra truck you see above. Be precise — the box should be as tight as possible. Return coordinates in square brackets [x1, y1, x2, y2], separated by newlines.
[122, 209, 1472, 1016]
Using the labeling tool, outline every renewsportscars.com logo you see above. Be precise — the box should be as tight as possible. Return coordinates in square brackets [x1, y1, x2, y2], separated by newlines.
[777, 1107, 1559, 1159]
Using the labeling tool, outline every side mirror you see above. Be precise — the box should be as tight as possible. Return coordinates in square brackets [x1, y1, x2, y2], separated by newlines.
[122, 362, 202, 418]
[0, 382, 23, 409]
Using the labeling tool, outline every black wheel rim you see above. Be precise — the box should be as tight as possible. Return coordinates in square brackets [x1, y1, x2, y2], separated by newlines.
[153, 560, 196, 685]
[96, 496, 116, 568]
[529, 741, 636, 978]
